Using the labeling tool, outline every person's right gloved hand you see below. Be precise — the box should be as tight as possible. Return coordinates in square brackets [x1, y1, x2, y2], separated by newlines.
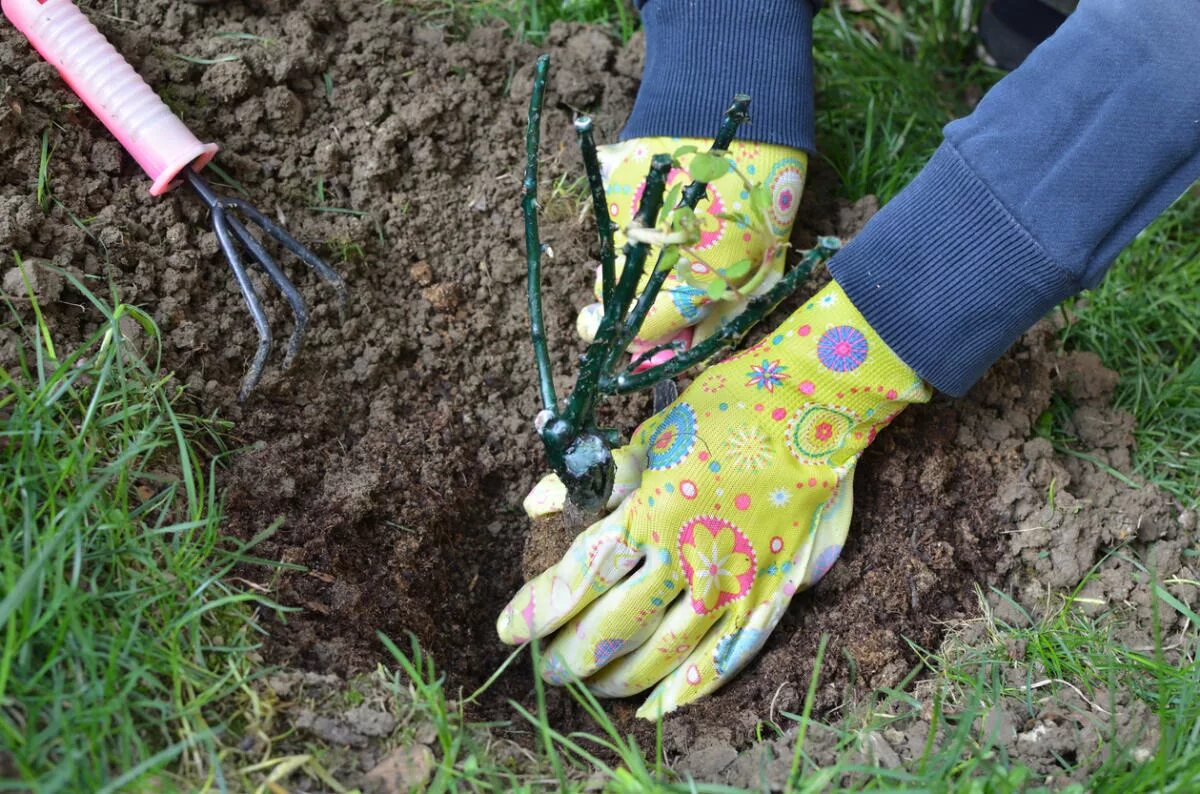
[575, 138, 808, 367]
[503, 279, 931, 717]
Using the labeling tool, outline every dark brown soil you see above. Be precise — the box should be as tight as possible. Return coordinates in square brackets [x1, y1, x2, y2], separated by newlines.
[1, 1, 1189, 780]
[3, 0, 648, 703]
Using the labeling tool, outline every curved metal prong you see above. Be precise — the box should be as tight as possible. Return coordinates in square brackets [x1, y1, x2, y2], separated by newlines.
[212, 206, 272, 401]
[183, 167, 346, 398]
[225, 212, 308, 368]
[224, 197, 348, 307]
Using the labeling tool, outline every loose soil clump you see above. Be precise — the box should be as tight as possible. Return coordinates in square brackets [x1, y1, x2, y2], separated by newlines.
[1, 1, 1190, 781]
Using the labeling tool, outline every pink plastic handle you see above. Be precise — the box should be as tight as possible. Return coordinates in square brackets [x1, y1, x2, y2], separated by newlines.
[3, 0, 218, 195]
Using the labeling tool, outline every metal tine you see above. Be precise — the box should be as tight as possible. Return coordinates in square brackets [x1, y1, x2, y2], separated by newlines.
[184, 167, 346, 400]
[223, 197, 348, 305]
[224, 212, 309, 367]
[211, 205, 272, 402]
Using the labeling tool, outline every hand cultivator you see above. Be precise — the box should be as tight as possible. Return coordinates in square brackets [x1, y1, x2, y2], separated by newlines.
[523, 55, 840, 513]
[3, 0, 345, 400]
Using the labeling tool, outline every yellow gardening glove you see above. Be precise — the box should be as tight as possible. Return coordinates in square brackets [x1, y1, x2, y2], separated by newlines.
[576, 137, 808, 367]
[500, 280, 930, 718]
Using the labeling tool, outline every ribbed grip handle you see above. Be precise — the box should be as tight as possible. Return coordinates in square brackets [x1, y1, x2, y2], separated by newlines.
[3, 0, 218, 195]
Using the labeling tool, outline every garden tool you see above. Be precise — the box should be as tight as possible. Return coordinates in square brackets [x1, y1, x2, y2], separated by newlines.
[503, 279, 931, 717]
[3, 0, 345, 400]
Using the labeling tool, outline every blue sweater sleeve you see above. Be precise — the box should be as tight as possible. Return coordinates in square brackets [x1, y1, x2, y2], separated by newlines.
[622, 0, 818, 152]
[829, 0, 1200, 396]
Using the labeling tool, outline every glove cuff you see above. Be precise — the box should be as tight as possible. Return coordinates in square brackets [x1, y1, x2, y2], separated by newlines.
[621, 0, 816, 153]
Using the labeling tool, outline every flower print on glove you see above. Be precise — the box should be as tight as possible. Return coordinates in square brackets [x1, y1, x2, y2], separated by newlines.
[575, 137, 809, 368]
[499, 280, 931, 718]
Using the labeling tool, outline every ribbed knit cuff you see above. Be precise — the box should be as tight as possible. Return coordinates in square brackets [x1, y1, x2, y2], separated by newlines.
[622, 0, 816, 152]
[828, 143, 1080, 397]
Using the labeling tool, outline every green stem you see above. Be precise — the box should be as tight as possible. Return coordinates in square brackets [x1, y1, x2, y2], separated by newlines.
[575, 116, 616, 312]
[618, 95, 752, 350]
[564, 154, 673, 427]
[524, 54, 556, 413]
[602, 237, 842, 394]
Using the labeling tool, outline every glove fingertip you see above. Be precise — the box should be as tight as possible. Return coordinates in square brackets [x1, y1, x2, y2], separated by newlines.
[607, 447, 645, 509]
[635, 687, 676, 722]
[496, 596, 528, 645]
[576, 302, 603, 343]
[523, 474, 567, 519]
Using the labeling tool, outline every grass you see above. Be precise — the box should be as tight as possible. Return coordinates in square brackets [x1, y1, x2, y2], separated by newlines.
[171, 28, 275, 66]
[0, 264, 277, 790]
[364, 590, 1199, 793]
[918, 578, 1200, 793]
[376, 634, 779, 792]
[1058, 191, 1200, 507]
[812, 0, 1003, 203]
[409, 0, 638, 43]
[35, 128, 52, 214]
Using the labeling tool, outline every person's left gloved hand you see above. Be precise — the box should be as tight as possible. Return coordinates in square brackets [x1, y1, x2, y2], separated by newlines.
[575, 137, 809, 367]
[499, 280, 930, 718]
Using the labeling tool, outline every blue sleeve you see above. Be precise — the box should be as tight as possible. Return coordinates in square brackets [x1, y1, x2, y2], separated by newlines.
[829, 0, 1200, 396]
[622, 0, 818, 152]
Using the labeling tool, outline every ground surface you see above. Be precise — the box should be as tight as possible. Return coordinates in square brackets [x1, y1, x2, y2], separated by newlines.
[1, 1, 1194, 789]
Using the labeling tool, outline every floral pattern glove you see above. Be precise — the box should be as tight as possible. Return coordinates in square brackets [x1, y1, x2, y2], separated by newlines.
[500, 280, 931, 718]
[576, 137, 809, 366]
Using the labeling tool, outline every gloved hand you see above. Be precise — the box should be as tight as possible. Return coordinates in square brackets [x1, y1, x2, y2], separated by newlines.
[500, 280, 930, 718]
[575, 137, 809, 366]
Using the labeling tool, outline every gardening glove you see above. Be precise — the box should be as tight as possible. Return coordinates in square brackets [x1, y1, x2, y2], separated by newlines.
[575, 138, 808, 367]
[500, 279, 930, 718]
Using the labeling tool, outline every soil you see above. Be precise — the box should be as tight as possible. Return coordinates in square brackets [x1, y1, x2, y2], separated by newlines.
[234, 668, 500, 793]
[1, 2, 1193, 789]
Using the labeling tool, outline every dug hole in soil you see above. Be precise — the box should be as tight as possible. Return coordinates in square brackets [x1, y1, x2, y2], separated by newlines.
[1, 1, 1195, 786]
